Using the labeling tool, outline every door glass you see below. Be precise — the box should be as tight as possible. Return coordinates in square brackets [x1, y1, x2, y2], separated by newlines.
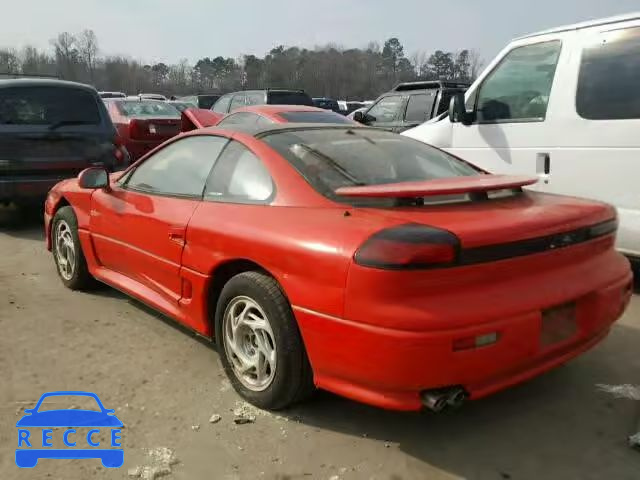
[229, 94, 246, 112]
[475, 41, 561, 122]
[204, 141, 273, 203]
[245, 92, 265, 106]
[126, 136, 228, 196]
[404, 93, 436, 122]
[212, 95, 231, 113]
[576, 27, 640, 120]
[367, 96, 403, 122]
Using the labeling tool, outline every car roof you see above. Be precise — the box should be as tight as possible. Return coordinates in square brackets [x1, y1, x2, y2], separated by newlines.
[205, 122, 375, 138]
[516, 12, 640, 40]
[233, 105, 331, 115]
[0, 78, 97, 92]
[392, 81, 469, 92]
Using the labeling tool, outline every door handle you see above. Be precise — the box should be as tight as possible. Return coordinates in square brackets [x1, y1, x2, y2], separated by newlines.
[536, 153, 550, 184]
[168, 226, 185, 245]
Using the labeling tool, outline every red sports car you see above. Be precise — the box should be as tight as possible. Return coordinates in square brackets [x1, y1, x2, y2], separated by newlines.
[44, 124, 632, 412]
[104, 99, 181, 161]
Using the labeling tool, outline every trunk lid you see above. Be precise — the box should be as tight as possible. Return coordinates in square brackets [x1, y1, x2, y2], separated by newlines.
[358, 191, 616, 249]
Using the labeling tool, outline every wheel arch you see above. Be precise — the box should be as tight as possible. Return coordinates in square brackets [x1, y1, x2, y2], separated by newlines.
[46, 195, 72, 250]
[206, 258, 285, 342]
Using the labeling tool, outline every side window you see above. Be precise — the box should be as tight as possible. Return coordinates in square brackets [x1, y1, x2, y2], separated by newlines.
[404, 93, 436, 122]
[577, 27, 640, 120]
[204, 141, 274, 203]
[245, 92, 266, 106]
[126, 136, 228, 197]
[218, 112, 260, 126]
[229, 94, 246, 112]
[475, 41, 562, 122]
[367, 95, 403, 122]
[212, 95, 231, 113]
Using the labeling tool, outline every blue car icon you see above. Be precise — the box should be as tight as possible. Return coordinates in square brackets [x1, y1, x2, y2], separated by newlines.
[16, 391, 123, 468]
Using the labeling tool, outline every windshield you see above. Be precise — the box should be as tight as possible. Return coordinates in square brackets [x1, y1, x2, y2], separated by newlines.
[268, 91, 314, 106]
[116, 100, 180, 118]
[261, 128, 479, 199]
[0, 86, 101, 126]
[278, 111, 354, 124]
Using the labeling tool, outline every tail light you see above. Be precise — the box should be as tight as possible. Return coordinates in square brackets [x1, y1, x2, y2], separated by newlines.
[354, 224, 460, 269]
[128, 119, 148, 140]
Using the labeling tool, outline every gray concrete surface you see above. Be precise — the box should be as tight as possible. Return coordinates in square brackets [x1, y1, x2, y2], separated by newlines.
[1, 205, 639, 480]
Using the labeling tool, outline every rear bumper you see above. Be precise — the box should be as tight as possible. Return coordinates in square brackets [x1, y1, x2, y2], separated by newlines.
[295, 261, 632, 411]
[0, 176, 69, 202]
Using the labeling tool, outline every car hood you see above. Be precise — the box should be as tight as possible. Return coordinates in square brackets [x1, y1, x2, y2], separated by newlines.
[16, 410, 123, 427]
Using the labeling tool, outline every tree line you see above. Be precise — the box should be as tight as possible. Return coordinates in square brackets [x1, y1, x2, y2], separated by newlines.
[0, 30, 483, 100]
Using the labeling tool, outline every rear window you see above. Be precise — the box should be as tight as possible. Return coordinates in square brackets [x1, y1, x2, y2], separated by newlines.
[278, 111, 353, 124]
[261, 128, 479, 201]
[268, 91, 314, 106]
[116, 101, 180, 118]
[0, 86, 101, 126]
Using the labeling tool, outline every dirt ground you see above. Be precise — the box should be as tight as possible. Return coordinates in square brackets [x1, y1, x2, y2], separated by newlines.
[1, 205, 639, 480]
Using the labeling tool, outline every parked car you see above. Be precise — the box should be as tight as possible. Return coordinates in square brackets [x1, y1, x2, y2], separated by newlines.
[211, 89, 314, 114]
[167, 101, 195, 112]
[178, 94, 222, 109]
[103, 99, 181, 161]
[0, 79, 128, 207]
[347, 106, 367, 120]
[44, 123, 631, 412]
[99, 91, 126, 99]
[344, 101, 366, 116]
[354, 81, 469, 132]
[312, 97, 341, 112]
[215, 105, 356, 127]
[403, 12, 640, 261]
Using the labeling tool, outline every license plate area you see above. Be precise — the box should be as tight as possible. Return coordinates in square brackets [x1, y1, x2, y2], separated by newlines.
[541, 302, 577, 347]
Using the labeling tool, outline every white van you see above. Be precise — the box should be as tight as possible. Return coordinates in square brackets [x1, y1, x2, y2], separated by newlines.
[403, 13, 640, 259]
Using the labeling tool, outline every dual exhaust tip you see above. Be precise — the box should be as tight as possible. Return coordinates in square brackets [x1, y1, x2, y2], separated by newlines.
[421, 386, 468, 412]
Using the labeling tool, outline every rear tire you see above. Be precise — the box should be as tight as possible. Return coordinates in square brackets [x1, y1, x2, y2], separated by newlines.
[51, 206, 96, 290]
[215, 271, 315, 410]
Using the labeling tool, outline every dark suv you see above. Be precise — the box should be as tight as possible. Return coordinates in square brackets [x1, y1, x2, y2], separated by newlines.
[354, 81, 469, 132]
[211, 89, 314, 114]
[0, 79, 128, 206]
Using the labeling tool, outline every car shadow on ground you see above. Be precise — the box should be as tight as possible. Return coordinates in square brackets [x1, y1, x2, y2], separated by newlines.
[0, 204, 44, 241]
[281, 323, 640, 480]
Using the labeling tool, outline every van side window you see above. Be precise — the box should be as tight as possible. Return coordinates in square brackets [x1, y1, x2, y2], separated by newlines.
[474, 41, 561, 123]
[576, 27, 640, 120]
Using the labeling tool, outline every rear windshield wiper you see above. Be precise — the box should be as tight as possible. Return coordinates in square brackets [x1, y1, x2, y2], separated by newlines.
[48, 120, 96, 130]
[295, 143, 364, 186]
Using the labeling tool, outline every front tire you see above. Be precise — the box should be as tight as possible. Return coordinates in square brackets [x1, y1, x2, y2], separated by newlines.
[215, 271, 314, 410]
[51, 206, 95, 290]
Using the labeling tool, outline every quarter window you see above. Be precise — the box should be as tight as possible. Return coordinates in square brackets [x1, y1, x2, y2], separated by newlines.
[126, 136, 228, 196]
[576, 27, 640, 120]
[204, 141, 273, 203]
[475, 41, 561, 122]
[367, 95, 403, 123]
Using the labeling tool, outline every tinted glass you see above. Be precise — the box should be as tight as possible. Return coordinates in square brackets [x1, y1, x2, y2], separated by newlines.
[0, 87, 101, 126]
[367, 95, 403, 122]
[218, 112, 260, 126]
[245, 92, 266, 106]
[212, 95, 232, 113]
[127, 136, 228, 196]
[262, 128, 479, 198]
[268, 91, 314, 106]
[278, 111, 353, 124]
[204, 141, 273, 202]
[197, 95, 220, 109]
[313, 99, 339, 111]
[116, 101, 180, 117]
[229, 94, 246, 112]
[475, 41, 561, 122]
[404, 93, 435, 122]
[577, 27, 640, 120]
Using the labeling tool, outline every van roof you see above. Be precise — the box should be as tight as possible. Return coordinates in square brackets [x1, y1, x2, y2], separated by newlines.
[516, 11, 640, 40]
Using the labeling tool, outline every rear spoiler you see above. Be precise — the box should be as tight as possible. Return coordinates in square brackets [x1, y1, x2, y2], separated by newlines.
[181, 108, 223, 132]
[334, 175, 538, 198]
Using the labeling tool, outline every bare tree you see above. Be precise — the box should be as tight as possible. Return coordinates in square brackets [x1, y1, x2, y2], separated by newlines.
[468, 49, 484, 81]
[77, 29, 99, 81]
[51, 32, 80, 80]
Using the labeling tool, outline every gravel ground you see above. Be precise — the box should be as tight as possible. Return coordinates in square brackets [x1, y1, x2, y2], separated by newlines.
[1, 205, 639, 480]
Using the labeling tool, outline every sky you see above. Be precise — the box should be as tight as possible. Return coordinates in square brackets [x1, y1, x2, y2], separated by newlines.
[1, 0, 638, 65]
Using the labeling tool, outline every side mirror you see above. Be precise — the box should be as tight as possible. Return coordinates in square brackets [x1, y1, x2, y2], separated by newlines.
[353, 110, 365, 123]
[449, 93, 473, 126]
[78, 167, 110, 190]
